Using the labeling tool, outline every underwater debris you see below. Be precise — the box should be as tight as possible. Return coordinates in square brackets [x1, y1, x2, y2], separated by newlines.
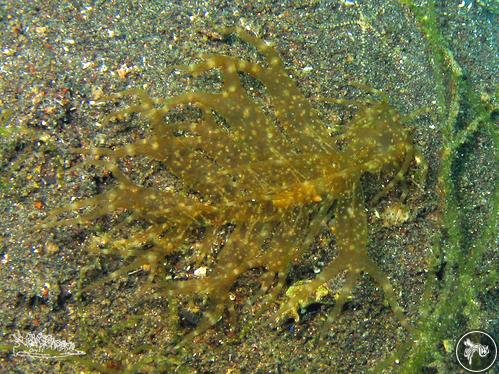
[39, 28, 426, 345]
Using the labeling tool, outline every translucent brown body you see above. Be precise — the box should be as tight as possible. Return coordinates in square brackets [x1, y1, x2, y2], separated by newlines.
[41, 29, 425, 344]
